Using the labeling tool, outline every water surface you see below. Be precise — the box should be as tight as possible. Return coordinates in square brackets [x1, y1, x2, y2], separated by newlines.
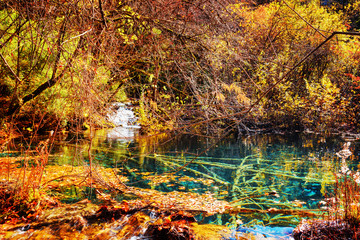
[50, 129, 360, 227]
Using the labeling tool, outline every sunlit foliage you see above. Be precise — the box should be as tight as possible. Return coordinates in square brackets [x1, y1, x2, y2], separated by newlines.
[0, 0, 359, 135]
[222, 0, 359, 132]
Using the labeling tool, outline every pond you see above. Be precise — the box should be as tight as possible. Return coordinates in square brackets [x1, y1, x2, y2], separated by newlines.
[49, 128, 360, 229]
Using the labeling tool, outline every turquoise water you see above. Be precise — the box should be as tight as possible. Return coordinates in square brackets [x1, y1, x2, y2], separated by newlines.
[50, 130, 360, 227]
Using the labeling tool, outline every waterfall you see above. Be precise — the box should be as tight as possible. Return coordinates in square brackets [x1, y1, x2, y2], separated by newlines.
[106, 103, 140, 141]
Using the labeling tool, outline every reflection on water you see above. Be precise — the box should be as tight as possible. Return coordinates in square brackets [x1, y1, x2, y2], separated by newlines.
[50, 130, 360, 226]
[106, 126, 140, 141]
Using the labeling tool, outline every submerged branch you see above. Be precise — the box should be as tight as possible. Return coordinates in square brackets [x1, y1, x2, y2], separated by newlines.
[227, 207, 321, 218]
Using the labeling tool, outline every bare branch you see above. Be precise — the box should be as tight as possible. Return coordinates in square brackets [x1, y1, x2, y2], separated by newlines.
[0, 52, 22, 84]
[281, 0, 327, 38]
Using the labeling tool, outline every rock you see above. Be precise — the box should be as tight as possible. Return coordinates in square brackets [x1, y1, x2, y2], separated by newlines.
[69, 215, 87, 231]
[191, 223, 232, 240]
[293, 219, 359, 240]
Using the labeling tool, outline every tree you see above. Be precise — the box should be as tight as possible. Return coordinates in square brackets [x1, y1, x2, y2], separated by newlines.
[0, 0, 359, 135]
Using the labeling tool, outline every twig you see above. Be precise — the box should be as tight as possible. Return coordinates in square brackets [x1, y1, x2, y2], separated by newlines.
[281, 0, 326, 38]
[61, 29, 92, 45]
[0, 52, 22, 84]
[98, 0, 108, 28]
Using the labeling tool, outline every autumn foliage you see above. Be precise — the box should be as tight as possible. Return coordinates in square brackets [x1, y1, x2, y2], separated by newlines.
[0, 0, 359, 135]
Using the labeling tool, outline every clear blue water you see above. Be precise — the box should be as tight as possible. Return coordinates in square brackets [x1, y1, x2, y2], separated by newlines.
[50, 130, 360, 227]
